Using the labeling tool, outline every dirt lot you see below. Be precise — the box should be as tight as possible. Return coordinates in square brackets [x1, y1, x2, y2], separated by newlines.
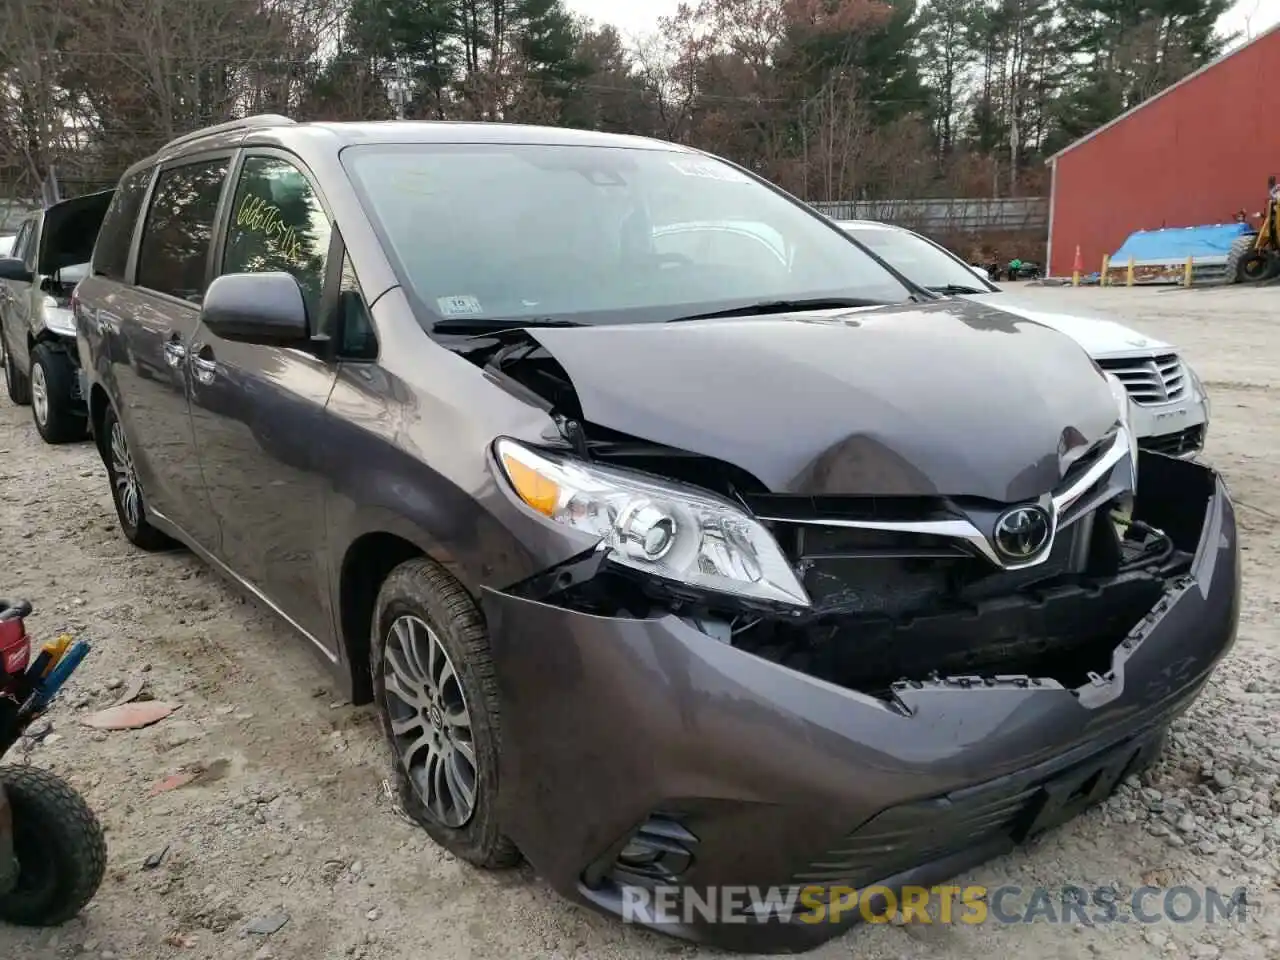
[3, 283, 1280, 960]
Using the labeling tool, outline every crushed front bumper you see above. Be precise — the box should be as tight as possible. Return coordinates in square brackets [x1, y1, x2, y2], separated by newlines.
[479, 462, 1239, 952]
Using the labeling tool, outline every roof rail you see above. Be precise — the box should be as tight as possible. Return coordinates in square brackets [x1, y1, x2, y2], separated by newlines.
[162, 114, 295, 152]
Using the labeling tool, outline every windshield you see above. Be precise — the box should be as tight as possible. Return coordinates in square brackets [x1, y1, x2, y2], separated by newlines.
[341, 143, 915, 327]
[840, 225, 994, 293]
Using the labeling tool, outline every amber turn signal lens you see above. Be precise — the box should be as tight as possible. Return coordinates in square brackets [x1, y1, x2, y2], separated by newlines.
[501, 453, 560, 516]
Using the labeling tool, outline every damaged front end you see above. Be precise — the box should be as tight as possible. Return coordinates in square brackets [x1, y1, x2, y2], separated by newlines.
[459, 320, 1239, 950]
[500, 429, 1214, 703]
[467, 322, 1185, 702]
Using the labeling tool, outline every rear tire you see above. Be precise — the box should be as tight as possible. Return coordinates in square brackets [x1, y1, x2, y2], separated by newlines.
[371, 557, 520, 870]
[100, 403, 174, 551]
[30, 343, 88, 444]
[3, 336, 30, 405]
[0, 765, 107, 927]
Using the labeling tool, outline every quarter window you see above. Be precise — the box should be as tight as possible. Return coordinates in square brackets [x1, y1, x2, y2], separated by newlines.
[326, 253, 377, 361]
[222, 156, 331, 325]
[136, 158, 230, 303]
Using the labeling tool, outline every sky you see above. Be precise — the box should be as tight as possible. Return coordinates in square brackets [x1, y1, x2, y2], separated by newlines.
[563, 0, 1280, 47]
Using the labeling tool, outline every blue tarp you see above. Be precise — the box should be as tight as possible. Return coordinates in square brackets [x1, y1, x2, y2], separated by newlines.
[1108, 223, 1252, 264]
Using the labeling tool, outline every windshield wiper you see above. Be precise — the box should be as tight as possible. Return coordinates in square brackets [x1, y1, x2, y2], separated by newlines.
[928, 284, 989, 295]
[431, 316, 584, 334]
[667, 297, 890, 323]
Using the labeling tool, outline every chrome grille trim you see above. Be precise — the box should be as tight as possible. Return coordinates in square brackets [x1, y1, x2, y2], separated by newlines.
[755, 427, 1135, 572]
[1095, 353, 1186, 406]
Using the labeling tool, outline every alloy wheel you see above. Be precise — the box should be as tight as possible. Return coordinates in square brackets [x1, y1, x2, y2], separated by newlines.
[30, 362, 47, 426]
[382, 615, 478, 828]
[109, 420, 141, 529]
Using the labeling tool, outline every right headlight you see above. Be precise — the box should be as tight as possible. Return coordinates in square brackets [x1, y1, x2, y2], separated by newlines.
[494, 438, 811, 608]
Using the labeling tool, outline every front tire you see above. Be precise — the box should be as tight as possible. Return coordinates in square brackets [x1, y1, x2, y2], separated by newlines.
[30, 343, 88, 444]
[0, 765, 107, 927]
[1239, 251, 1280, 283]
[100, 404, 174, 551]
[3, 336, 30, 405]
[371, 558, 519, 869]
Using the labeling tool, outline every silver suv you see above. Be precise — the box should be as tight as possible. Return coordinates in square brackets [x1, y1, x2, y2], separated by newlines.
[0, 191, 113, 442]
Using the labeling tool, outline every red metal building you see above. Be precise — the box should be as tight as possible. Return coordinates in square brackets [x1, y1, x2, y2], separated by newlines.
[1046, 23, 1280, 278]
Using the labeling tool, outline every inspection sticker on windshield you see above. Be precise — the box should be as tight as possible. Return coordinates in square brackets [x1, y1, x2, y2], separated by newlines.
[437, 295, 484, 316]
[668, 158, 752, 183]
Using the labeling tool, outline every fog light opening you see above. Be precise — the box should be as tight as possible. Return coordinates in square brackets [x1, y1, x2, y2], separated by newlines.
[609, 813, 698, 884]
[618, 841, 662, 866]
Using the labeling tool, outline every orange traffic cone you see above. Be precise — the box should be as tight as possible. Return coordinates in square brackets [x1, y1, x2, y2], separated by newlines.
[1072, 245, 1082, 286]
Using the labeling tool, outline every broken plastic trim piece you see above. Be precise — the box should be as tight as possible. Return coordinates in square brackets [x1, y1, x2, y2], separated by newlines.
[501, 548, 608, 603]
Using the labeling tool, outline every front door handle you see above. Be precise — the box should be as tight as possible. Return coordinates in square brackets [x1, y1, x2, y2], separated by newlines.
[190, 344, 217, 385]
[163, 339, 186, 368]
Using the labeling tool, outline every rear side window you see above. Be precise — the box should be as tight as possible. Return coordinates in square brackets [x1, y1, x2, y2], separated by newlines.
[136, 158, 230, 303]
[92, 168, 153, 281]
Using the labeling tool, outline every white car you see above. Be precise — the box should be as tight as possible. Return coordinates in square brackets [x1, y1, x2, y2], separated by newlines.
[836, 219, 1209, 459]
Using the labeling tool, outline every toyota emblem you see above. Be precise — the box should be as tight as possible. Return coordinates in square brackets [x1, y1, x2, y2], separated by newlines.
[993, 504, 1052, 561]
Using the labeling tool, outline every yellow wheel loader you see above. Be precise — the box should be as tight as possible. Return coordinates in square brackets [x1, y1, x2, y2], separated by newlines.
[1227, 176, 1280, 283]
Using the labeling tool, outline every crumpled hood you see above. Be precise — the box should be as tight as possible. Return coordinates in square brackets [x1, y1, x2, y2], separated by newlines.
[970, 293, 1174, 358]
[525, 298, 1123, 503]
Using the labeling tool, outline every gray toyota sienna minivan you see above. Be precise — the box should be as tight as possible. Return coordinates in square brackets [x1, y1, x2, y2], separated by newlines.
[73, 114, 1239, 950]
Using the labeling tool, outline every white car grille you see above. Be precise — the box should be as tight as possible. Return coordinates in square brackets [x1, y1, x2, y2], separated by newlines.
[1096, 353, 1186, 406]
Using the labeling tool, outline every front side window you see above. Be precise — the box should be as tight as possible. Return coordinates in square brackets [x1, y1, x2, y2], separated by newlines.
[93, 167, 153, 281]
[222, 155, 331, 324]
[841, 226, 992, 294]
[136, 158, 230, 303]
[341, 143, 913, 329]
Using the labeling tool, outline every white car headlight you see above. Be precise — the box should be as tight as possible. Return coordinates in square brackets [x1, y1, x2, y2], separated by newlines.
[41, 296, 76, 337]
[494, 438, 810, 608]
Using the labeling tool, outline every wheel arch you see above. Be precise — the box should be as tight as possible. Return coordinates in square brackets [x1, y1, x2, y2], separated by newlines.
[88, 383, 112, 454]
[336, 528, 469, 705]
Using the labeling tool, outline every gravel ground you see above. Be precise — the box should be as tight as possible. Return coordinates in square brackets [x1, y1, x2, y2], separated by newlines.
[2, 283, 1280, 960]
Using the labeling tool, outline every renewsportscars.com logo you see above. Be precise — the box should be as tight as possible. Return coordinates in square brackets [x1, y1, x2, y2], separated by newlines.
[620, 884, 1251, 926]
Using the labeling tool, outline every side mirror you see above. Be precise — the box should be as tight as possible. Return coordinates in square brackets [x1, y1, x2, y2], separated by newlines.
[200, 272, 310, 348]
[0, 257, 33, 283]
